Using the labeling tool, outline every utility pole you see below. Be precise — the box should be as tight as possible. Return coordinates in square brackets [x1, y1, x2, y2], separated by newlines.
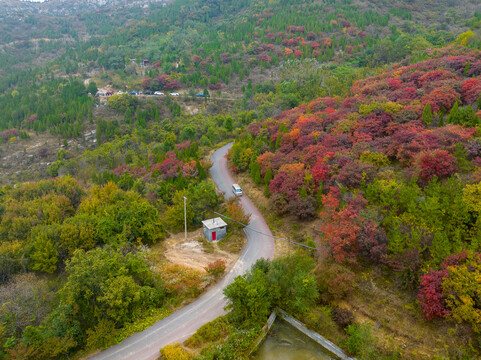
[183, 196, 187, 242]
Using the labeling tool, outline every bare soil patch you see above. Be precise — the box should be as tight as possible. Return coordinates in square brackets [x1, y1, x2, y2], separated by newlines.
[162, 228, 240, 273]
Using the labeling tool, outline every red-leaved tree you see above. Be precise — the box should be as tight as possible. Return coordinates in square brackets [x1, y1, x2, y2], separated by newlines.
[414, 149, 457, 184]
[418, 269, 450, 320]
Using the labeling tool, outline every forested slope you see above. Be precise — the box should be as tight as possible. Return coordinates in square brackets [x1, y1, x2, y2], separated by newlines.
[1, 0, 481, 359]
[229, 46, 481, 358]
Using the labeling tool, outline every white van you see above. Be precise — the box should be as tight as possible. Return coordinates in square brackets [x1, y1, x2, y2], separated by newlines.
[232, 184, 243, 197]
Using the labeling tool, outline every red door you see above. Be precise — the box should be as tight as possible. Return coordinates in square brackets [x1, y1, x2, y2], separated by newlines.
[212, 231, 216, 241]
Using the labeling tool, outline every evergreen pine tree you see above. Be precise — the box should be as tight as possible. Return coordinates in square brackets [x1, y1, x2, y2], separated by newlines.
[264, 168, 272, 186]
[430, 232, 452, 267]
[422, 102, 432, 126]
[439, 106, 446, 127]
[464, 60, 471, 77]
[447, 102, 459, 124]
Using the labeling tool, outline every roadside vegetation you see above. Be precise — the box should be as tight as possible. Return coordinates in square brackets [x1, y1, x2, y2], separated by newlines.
[1, 0, 481, 359]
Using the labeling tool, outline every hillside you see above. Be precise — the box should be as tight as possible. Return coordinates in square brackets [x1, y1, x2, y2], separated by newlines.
[1, 0, 481, 359]
[0, 0, 167, 16]
[229, 46, 481, 358]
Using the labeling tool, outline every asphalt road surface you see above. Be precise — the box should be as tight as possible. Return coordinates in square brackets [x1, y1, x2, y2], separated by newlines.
[89, 142, 275, 360]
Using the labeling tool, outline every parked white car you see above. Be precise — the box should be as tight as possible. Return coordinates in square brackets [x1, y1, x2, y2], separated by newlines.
[232, 184, 243, 197]
[154, 91, 165, 96]
[117, 90, 124, 95]
[169, 92, 179, 96]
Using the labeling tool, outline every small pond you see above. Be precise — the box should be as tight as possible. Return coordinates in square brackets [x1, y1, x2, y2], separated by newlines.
[253, 319, 339, 360]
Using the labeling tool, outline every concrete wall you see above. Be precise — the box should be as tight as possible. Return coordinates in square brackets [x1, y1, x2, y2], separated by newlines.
[276, 308, 355, 360]
[203, 226, 227, 242]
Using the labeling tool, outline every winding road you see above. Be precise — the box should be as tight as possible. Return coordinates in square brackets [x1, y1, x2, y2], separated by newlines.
[90, 143, 275, 360]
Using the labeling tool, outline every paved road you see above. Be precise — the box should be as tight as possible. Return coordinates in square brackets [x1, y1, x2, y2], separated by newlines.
[90, 142, 275, 360]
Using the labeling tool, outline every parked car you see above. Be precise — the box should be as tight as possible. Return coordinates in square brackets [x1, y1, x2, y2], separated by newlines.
[154, 91, 165, 96]
[143, 90, 153, 95]
[117, 91, 124, 95]
[196, 93, 205, 97]
[232, 184, 243, 197]
[96, 91, 105, 96]
[169, 92, 179, 96]
[106, 91, 113, 96]
[129, 91, 138, 95]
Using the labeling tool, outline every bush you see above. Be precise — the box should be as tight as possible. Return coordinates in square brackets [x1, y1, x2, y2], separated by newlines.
[389, 248, 422, 289]
[204, 259, 226, 279]
[414, 149, 457, 184]
[315, 261, 355, 302]
[159, 343, 192, 360]
[184, 316, 230, 349]
[345, 322, 374, 356]
[226, 197, 251, 228]
[332, 306, 354, 329]
[286, 196, 317, 220]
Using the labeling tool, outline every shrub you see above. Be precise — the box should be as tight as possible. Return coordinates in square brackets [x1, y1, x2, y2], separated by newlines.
[345, 322, 375, 357]
[315, 261, 355, 302]
[389, 248, 422, 289]
[414, 149, 457, 184]
[286, 196, 317, 220]
[359, 151, 390, 168]
[184, 316, 230, 349]
[226, 197, 251, 228]
[160, 263, 204, 299]
[159, 343, 192, 360]
[204, 259, 226, 279]
[37, 147, 49, 158]
[332, 306, 354, 329]
[418, 269, 450, 321]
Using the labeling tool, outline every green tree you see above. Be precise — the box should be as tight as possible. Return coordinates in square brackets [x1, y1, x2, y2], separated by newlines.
[224, 117, 233, 132]
[429, 232, 451, 267]
[447, 102, 460, 124]
[267, 252, 318, 314]
[59, 248, 164, 331]
[422, 102, 433, 126]
[224, 267, 272, 327]
[30, 233, 58, 274]
[443, 257, 481, 332]
[86, 81, 98, 95]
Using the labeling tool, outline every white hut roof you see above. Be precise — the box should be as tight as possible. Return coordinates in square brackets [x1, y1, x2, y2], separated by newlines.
[202, 217, 227, 230]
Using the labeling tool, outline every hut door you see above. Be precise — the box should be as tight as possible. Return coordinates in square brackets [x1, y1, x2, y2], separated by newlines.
[212, 231, 216, 241]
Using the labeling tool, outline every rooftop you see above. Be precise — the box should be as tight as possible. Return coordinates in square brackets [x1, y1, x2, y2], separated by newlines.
[202, 217, 227, 230]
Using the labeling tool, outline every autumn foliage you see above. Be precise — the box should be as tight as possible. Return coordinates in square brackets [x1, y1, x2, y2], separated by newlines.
[230, 51, 481, 332]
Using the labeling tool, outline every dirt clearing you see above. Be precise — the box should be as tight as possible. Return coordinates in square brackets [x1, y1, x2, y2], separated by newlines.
[161, 228, 240, 274]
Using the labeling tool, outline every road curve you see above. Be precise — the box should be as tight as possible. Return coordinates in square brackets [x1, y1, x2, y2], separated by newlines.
[90, 142, 275, 360]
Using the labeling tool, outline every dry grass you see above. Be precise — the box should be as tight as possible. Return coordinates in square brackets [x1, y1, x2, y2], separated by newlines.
[338, 269, 477, 359]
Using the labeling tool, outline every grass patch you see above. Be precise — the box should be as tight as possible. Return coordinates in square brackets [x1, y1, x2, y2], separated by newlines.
[184, 316, 231, 349]
[299, 305, 347, 345]
[218, 229, 245, 254]
[200, 237, 215, 254]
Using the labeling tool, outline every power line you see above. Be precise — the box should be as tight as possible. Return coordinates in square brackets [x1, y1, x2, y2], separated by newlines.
[213, 211, 332, 255]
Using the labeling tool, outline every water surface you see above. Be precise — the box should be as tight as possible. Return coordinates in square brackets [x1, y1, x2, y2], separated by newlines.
[254, 319, 338, 360]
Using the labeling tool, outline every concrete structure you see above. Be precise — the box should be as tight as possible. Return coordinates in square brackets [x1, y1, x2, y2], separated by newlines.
[202, 217, 227, 242]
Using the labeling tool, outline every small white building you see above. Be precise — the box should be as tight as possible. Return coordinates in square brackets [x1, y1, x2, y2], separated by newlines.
[202, 217, 227, 242]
